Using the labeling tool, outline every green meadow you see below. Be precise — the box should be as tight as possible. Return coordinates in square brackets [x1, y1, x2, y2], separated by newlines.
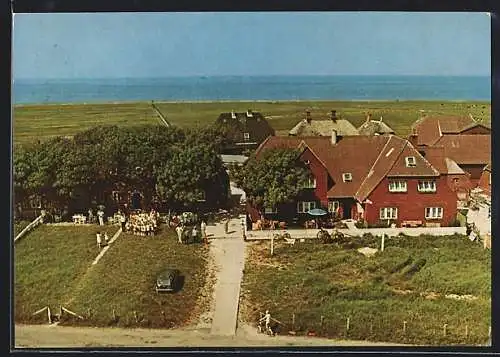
[13, 100, 491, 145]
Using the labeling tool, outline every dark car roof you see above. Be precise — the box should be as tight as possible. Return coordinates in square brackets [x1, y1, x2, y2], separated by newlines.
[157, 269, 179, 281]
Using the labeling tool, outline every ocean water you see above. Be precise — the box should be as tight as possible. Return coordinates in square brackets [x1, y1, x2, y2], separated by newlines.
[12, 75, 491, 105]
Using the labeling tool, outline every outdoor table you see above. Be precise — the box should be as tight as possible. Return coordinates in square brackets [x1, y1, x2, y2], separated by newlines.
[72, 215, 87, 224]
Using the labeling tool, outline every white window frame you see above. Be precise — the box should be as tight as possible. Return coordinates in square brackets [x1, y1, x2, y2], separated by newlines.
[303, 175, 317, 188]
[379, 207, 398, 220]
[418, 180, 437, 193]
[328, 201, 340, 213]
[342, 173, 352, 182]
[388, 180, 407, 193]
[297, 201, 317, 213]
[243, 132, 250, 141]
[405, 156, 417, 167]
[425, 207, 443, 219]
[264, 206, 278, 214]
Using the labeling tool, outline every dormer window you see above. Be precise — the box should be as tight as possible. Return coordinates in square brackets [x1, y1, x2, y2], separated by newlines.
[405, 156, 417, 167]
[304, 159, 310, 165]
[243, 132, 250, 141]
[342, 173, 352, 182]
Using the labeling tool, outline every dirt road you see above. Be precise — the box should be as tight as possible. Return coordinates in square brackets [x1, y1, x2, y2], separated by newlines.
[14, 324, 407, 348]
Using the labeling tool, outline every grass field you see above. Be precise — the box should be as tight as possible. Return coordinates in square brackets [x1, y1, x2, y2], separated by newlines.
[14, 225, 112, 323]
[15, 225, 209, 328]
[240, 234, 491, 345]
[13, 100, 491, 145]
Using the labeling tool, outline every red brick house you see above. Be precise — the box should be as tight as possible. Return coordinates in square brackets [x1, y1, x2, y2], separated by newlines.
[409, 115, 491, 185]
[249, 134, 458, 227]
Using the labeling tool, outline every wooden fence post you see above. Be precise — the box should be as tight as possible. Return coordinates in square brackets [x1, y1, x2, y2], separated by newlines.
[346, 317, 350, 334]
[403, 321, 407, 334]
[134, 311, 138, 323]
[47, 307, 52, 324]
[489, 325, 492, 341]
[87, 308, 91, 319]
[465, 325, 468, 339]
[112, 309, 116, 321]
[320, 316, 324, 333]
[292, 313, 295, 331]
[443, 324, 447, 337]
[381, 233, 385, 252]
[270, 234, 274, 256]
[59, 306, 63, 318]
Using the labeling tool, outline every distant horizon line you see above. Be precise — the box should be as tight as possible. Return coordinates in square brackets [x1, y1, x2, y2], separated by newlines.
[14, 74, 491, 81]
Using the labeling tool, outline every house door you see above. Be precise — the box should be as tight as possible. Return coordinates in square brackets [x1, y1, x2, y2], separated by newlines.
[131, 191, 142, 210]
[342, 201, 352, 219]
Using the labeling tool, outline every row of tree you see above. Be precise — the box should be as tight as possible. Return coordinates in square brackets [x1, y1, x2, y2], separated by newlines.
[13, 125, 230, 214]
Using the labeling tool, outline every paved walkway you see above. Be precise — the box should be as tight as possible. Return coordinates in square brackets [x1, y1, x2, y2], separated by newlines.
[204, 216, 246, 336]
[209, 235, 246, 336]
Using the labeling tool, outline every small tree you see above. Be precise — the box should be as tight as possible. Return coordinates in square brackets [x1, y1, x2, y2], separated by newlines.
[233, 148, 310, 212]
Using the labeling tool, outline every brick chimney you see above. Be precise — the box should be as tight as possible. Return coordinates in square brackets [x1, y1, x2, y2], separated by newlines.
[305, 110, 312, 124]
[408, 127, 419, 146]
[331, 129, 338, 145]
[330, 110, 337, 122]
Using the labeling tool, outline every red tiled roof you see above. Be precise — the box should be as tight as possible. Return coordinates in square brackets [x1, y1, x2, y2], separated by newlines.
[411, 116, 476, 146]
[354, 136, 439, 202]
[434, 135, 491, 165]
[253, 135, 440, 201]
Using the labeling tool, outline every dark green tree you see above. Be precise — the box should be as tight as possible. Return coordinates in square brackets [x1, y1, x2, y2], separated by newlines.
[232, 148, 310, 210]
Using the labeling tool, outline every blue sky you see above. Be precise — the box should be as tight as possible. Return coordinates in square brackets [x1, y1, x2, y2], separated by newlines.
[12, 12, 491, 79]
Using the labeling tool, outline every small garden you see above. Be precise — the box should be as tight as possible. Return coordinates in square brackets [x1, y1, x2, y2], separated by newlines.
[241, 234, 491, 345]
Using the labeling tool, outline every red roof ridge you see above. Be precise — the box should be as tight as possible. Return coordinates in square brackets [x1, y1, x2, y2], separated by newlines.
[354, 136, 395, 202]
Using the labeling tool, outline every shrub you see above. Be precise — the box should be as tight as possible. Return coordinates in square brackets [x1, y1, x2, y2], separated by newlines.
[404, 258, 427, 278]
[389, 256, 413, 274]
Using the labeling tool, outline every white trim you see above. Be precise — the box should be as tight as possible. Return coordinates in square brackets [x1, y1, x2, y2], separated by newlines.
[342, 173, 352, 182]
[425, 207, 443, 219]
[380, 207, 398, 219]
[405, 156, 417, 167]
[418, 180, 437, 193]
[297, 201, 317, 213]
[328, 201, 340, 213]
[388, 180, 407, 193]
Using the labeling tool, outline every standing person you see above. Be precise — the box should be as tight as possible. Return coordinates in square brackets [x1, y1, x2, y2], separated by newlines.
[224, 219, 229, 234]
[191, 225, 198, 243]
[120, 213, 126, 232]
[98, 209, 105, 226]
[104, 232, 109, 246]
[96, 232, 102, 249]
[200, 220, 207, 244]
[176, 225, 183, 244]
[259, 310, 272, 334]
[88, 208, 94, 224]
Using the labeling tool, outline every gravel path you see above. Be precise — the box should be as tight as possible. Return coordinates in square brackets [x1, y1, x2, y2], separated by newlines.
[14, 324, 409, 348]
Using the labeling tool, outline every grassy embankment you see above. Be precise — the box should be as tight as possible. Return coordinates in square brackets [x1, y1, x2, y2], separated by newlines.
[15, 225, 208, 328]
[13, 100, 491, 146]
[240, 234, 491, 346]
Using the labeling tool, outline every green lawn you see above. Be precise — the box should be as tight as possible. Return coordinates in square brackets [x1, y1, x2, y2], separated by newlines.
[57, 228, 209, 328]
[241, 234, 491, 345]
[14, 225, 209, 328]
[13, 100, 491, 145]
[14, 225, 115, 323]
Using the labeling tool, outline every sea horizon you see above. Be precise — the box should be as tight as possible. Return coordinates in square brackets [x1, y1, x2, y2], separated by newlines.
[12, 75, 491, 105]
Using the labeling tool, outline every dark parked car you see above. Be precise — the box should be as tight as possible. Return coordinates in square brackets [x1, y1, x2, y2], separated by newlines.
[155, 269, 180, 293]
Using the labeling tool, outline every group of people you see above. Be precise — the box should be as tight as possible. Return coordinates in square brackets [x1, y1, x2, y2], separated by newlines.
[124, 209, 159, 236]
[88, 208, 106, 226]
[96, 231, 110, 249]
[174, 220, 208, 244]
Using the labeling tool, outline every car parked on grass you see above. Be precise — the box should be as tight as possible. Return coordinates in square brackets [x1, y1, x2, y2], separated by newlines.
[155, 269, 180, 293]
